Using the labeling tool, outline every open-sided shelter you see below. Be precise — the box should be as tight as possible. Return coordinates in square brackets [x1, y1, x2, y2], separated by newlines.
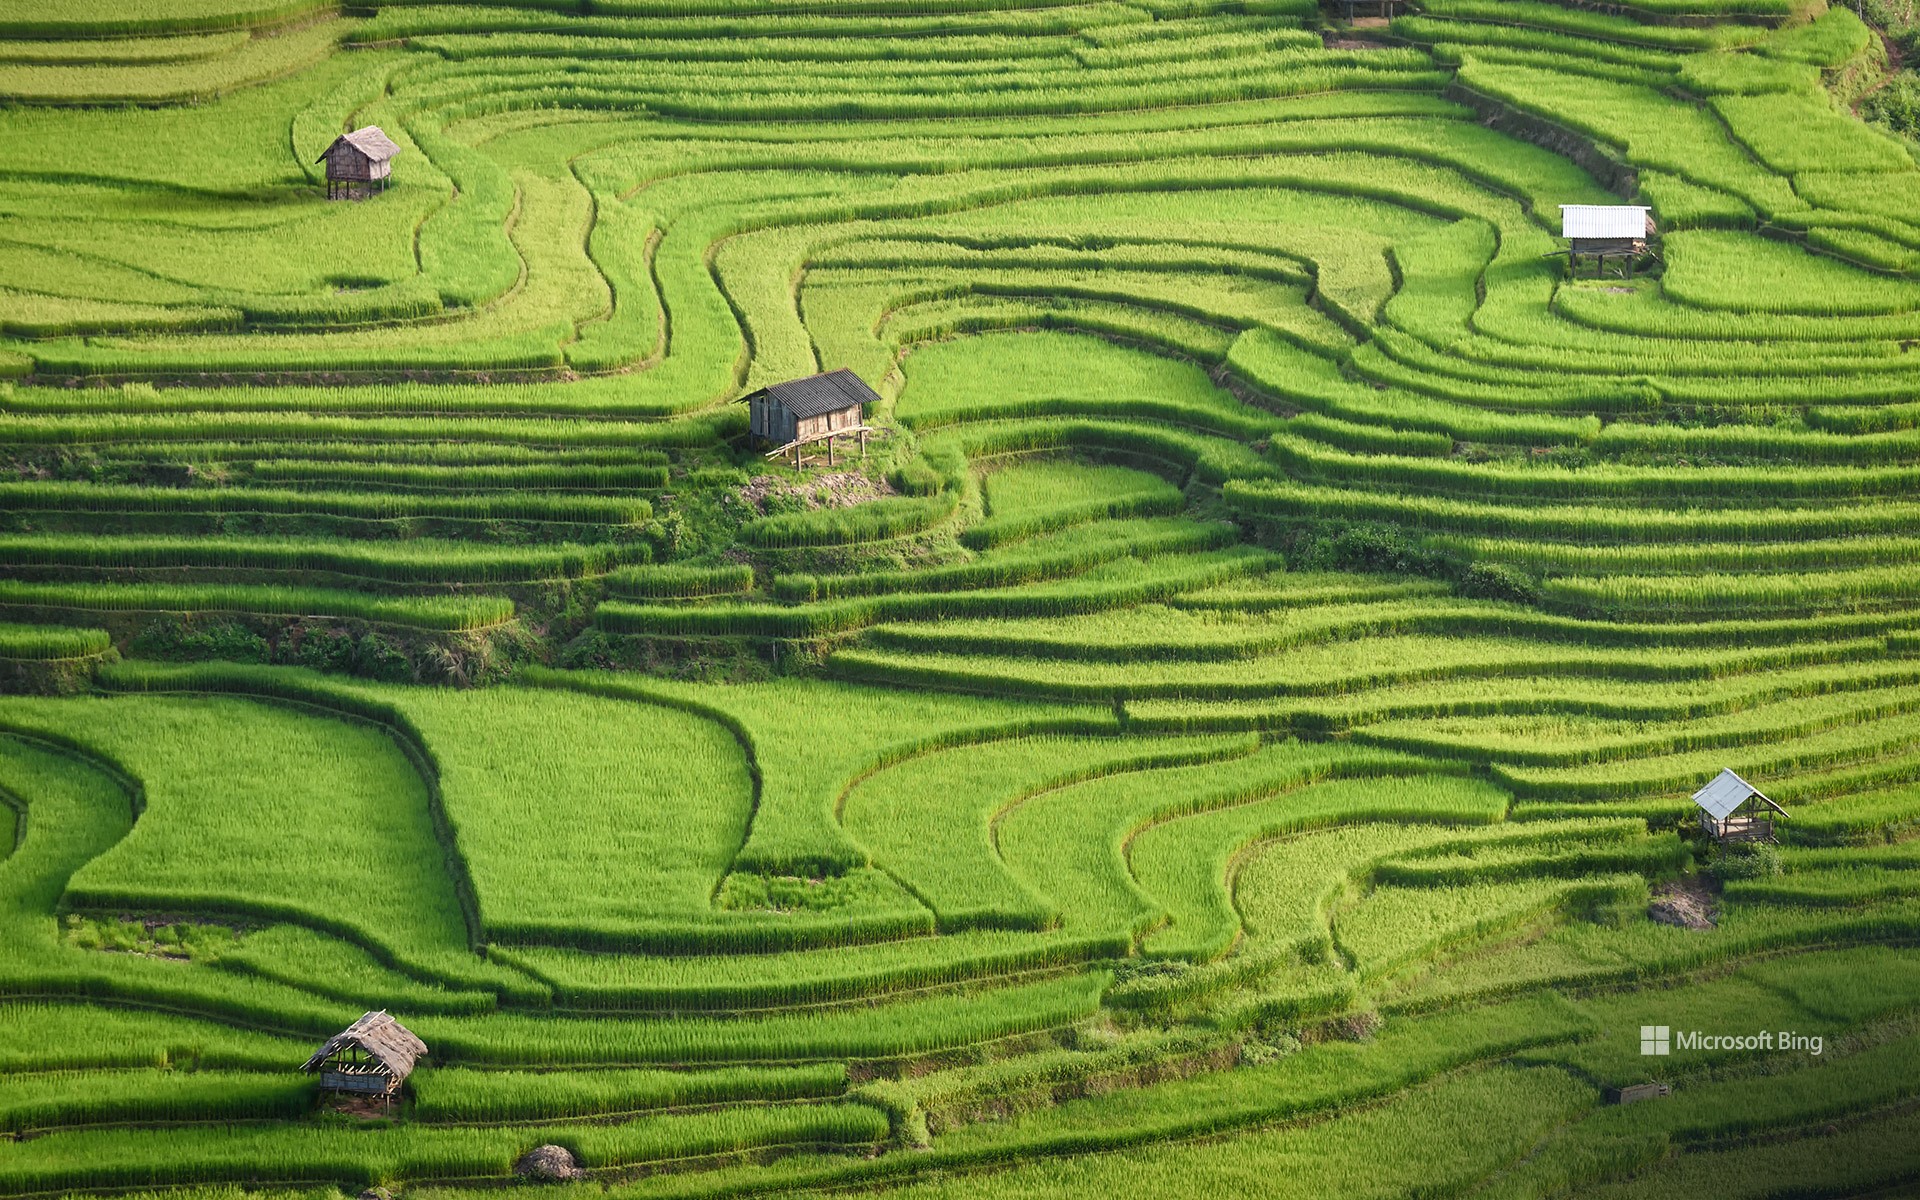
[1692, 768, 1787, 845]
[317, 126, 401, 200]
[1560, 204, 1652, 277]
[743, 368, 878, 467]
[302, 1010, 426, 1102]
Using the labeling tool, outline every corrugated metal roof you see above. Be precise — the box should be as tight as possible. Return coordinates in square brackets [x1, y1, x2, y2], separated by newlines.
[1692, 768, 1763, 820]
[1560, 204, 1650, 239]
[301, 1010, 427, 1079]
[754, 368, 880, 419]
[315, 126, 401, 165]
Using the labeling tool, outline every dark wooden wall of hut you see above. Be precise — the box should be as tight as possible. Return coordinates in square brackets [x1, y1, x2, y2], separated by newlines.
[325, 145, 390, 183]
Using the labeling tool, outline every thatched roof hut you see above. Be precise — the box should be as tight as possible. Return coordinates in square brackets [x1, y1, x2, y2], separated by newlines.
[317, 126, 400, 199]
[302, 1010, 426, 1100]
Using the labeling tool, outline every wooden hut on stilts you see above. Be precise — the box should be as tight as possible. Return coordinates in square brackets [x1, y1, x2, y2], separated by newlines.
[317, 127, 401, 200]
[1560, 204, 1654, 279]
[742, 369, 879, 469]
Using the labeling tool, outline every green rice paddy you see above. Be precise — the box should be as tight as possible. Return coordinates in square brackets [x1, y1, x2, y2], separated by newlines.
[2, 0, 1918, 1196]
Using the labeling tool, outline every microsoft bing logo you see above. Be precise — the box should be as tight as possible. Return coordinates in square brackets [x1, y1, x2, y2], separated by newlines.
[1634, 1025, 1820, 1055]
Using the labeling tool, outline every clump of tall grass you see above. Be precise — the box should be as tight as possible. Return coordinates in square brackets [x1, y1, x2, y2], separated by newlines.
[604, 563, 756, 600]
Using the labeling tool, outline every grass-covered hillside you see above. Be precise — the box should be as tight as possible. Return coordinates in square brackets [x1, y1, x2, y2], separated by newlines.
[3, 1, 1920, 1197]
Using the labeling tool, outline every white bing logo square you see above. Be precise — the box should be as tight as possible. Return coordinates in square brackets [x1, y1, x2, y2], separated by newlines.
[1640, 1025, 1670, 1056]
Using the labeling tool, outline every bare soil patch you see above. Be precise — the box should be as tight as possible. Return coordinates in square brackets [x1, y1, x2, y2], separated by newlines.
[324, 1093, 400, 1120]
[1649, 875, 1718, 930]
[738, 471, 894, 516]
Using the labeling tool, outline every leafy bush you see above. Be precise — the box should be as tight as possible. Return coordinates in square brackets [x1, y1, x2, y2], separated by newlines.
[1238, 1034, 1301, 1065]
[1863, 73, 1920, 140]
[1457, 561, 1538, 605]
[1713, 841, 1784, 881]
[1285, 522, 1445, 577]
[129, 620, 270, 664]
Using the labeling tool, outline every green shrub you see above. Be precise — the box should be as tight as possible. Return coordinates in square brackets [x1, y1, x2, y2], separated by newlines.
[1284, 523, 1444, 578]
[1457, 561, 1538, 605]
[1712, 841, 1784, 881]
[129, 620, 270, 664]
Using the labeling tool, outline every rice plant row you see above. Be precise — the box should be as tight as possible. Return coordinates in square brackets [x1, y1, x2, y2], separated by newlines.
[1228, 479, 1920, 544]
[598, 548, 1274, 641]
[824, 632, 1887, 706]
[0, 535, 647, 586]
[0, 1102, 889, 1192]
[247, 460, 670, 492]
[0, 622, 112, 661]
[0, 581, 513, 631]
[0, 482, 651, 527]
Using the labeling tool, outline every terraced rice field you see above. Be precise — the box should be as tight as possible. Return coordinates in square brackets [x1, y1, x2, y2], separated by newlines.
[3, 0, 1920, 1196]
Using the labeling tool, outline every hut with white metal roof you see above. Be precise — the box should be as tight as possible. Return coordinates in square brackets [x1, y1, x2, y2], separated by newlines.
[301, 1010, 426, 1104]
[1559, 204, 1652, 277]
[316, 126, 401, 200]
[1692, 768, 1787, 845]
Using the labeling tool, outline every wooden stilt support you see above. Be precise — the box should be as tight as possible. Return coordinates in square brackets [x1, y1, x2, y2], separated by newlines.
[762, 424, 875, 467]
